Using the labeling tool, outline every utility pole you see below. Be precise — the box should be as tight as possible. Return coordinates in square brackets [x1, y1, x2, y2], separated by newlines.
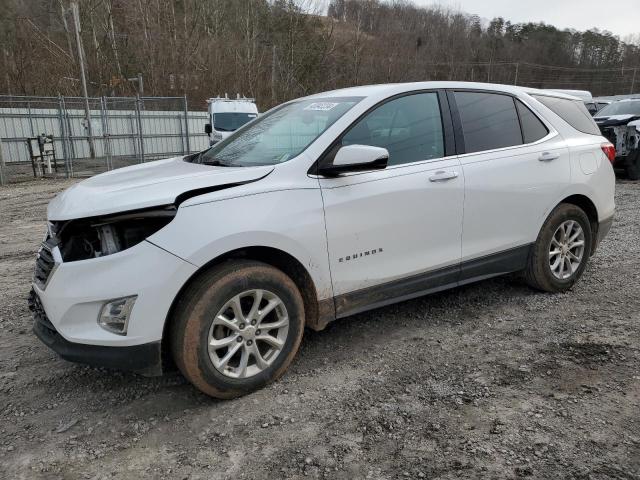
[514, 63, 519, 86]
[631, 68, 637, 95]
[271, 45, 277, 104]
[0, 136, 6, 186]
[70, 0, 95, 158]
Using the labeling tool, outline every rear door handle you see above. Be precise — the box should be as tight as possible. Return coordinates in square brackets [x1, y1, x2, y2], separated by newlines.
[538, 152, 560, 162]
[429, 170, 459, 182]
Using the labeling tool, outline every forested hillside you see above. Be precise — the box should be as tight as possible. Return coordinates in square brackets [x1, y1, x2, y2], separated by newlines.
[1, 0, 638, 110]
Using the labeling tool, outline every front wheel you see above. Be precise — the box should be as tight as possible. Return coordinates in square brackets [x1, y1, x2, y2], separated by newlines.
[170, 260, 305, 399]
[524, 203, 593, 293]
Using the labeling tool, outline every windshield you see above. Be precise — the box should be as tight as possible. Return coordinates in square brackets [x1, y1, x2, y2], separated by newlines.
[213, 112, 258, 132]
[596, 100, 640, 117]
[194, 97, 362, 167]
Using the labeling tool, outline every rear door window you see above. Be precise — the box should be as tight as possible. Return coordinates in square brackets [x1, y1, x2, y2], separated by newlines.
[454, 91, 523, 153]
[531, 95, 601, 135]
[516, 100, 549, 143]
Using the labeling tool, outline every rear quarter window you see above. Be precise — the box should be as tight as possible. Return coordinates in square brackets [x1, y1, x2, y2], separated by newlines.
[531, 95, 601, 135]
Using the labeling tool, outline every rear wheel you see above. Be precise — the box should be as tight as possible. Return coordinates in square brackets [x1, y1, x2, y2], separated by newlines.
[170, 260, 305, 399]
[524, 203, 592, 293]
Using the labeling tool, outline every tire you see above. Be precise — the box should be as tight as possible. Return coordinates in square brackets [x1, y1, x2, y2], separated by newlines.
[170, 260, 305, 399]
[626, 151, 640, 181]
[524, 203, 593, 293]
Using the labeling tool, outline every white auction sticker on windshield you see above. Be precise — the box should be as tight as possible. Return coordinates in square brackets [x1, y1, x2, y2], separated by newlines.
[304, 102, 339, 111]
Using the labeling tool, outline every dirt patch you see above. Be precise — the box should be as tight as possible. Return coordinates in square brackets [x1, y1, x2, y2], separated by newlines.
[0, 178, 639, 479]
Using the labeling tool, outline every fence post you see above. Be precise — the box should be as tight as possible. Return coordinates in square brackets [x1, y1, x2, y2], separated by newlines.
[183, 94, 190, 153]
[62, 96, 76, 176]
[100, 96, 112, 170]
[0, 135, 6, 186]
[27, 101, 35, 136]
[135, 95, 145, 162]
[178, 112, 185, 154]
[57, 95, 71, 178]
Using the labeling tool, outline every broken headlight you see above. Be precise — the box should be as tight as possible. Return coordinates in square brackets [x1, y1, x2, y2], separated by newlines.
[53, 206, 176, 262]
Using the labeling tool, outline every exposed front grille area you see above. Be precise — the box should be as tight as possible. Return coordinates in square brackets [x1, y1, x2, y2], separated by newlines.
[34, 236, 58, 289]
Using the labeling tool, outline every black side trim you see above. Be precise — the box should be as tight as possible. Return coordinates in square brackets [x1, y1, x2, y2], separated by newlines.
[334, 244, 533, 319]
[335, 263, 459, 319]
[458, 244, 532, 283]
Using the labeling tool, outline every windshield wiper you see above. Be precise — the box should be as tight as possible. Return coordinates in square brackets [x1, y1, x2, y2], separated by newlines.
[187, 148, 212, 164]
[202, 158, 233, 167]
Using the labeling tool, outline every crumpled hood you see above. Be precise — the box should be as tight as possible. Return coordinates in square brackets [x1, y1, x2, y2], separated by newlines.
[594, 114, 640, 127]
[48, 157, 274, 220]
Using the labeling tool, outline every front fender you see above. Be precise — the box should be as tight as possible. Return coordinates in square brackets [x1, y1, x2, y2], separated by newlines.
[148, 188, 333, 301]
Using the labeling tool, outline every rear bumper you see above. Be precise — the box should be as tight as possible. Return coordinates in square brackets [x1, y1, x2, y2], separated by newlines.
[594, 215, 614, 253]
[30, 289, 162, 375]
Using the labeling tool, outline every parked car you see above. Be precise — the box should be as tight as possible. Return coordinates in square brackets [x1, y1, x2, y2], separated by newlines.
[544, 89, 607, 116]
[585, 100, 611, 116]
[594, 99, 640, 179]
[30, 82, 615, 398]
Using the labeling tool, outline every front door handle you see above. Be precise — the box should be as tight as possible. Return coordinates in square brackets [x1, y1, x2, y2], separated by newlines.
[429, 170, 459, 182]
[538, 151, 560, 162]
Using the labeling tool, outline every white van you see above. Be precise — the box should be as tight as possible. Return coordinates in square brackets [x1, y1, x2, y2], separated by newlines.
[545, 89, 605, 116]
[205, 96, 258, 145]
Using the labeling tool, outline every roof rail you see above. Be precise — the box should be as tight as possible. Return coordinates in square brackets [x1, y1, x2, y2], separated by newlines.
[206, 95, 256, 104]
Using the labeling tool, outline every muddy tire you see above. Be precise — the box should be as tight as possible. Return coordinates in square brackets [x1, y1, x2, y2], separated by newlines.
[524, 203, 592, 293]
[170, 260, 305, 399]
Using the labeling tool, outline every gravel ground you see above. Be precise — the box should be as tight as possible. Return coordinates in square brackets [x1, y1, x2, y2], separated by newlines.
[0, 178, 639, 480]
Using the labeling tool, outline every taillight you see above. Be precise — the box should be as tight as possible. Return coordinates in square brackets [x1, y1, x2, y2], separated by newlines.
[601, 143, 615, 163]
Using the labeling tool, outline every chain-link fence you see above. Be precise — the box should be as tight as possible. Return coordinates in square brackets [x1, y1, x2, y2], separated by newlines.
[0, 95, 209, 184]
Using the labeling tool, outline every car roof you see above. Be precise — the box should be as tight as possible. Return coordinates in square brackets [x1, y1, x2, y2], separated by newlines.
[304, 82, 581, 101]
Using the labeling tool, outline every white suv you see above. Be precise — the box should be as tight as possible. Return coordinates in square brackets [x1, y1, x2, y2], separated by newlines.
[30, 82, 615, 398]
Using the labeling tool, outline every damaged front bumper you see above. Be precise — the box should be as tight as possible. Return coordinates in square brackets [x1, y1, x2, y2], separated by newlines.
[30, 289, 163, 375]
[29, 239, 198, 375]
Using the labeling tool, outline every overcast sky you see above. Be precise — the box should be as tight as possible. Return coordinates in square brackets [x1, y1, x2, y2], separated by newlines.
[411, 0, 640, 38]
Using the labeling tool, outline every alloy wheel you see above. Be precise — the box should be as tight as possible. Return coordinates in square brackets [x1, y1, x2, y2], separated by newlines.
[207, 289, 289, 379]
[548, 220, 585, 280]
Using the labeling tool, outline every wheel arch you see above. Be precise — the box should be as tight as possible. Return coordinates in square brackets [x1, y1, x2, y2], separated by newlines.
[558, 194, 599, 254]
[161, 246, 335, 367]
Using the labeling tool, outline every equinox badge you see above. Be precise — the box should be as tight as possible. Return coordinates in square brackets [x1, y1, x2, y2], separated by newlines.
[339, 248, 384, 263]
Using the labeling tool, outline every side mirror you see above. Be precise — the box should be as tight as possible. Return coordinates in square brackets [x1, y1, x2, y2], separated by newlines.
[204, 123, 212, 134]
[318, 144, 389, 177]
